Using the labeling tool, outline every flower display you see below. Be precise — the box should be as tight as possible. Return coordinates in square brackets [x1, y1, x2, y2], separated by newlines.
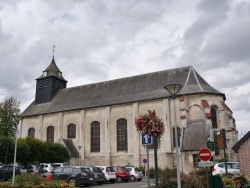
[135, 110, 165, 138]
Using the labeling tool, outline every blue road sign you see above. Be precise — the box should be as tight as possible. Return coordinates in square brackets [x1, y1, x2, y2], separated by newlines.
[142, 133, 153, 145]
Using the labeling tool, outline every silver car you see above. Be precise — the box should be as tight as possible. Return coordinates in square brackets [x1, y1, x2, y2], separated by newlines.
[125, 167, 143, 181]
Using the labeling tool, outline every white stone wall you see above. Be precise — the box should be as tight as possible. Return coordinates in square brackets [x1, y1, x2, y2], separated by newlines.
[21, 94, 238, 172]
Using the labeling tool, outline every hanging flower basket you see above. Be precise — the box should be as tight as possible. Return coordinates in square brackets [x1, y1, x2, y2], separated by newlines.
[135, 110, 165, 138]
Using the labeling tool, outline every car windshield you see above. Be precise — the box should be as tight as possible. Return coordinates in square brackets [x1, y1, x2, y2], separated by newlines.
[135, 168, 141, 172]
[121, 167, 129, 172]
[106, 167, 115, 172]
[81, 168, 92, 173]
[93, 167, 102, 173]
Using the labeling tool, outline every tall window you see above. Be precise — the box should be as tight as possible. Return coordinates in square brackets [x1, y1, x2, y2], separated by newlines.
[28, 128, 35, 138]
[68, 124, 76, 139]
[47, 126, 54, 143]
[173, 127, 181, 147]
[193, 154, 200, 167]
[117, 118, 128, 152]
[91, 121, 100, 152]
[211, 106, 218, 128]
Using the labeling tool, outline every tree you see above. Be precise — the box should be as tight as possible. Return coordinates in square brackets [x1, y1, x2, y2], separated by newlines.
[0, 96, 21, 137]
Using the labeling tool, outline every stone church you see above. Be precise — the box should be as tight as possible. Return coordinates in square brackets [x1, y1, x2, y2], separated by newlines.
[20, 57, 238, 173]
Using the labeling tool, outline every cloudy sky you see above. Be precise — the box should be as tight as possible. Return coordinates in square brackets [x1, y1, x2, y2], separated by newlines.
[0, 0, 249, 133]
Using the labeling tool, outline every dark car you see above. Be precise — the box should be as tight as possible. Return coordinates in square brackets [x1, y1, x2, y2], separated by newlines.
[113, 166, 130, 183]
[52, 166, 95, 187]
[0, 165, 21, 181]
[87, 166, 105, 185]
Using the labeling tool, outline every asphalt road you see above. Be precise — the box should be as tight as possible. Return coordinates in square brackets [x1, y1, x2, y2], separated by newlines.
[76, 179, 155, 188]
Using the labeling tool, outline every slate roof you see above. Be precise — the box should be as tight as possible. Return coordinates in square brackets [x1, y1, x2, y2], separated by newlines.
[182, 119, 210, 151]
[232, 131, 250, 153]
[60, 139, 80, 157]
[22, 65, 225, 117]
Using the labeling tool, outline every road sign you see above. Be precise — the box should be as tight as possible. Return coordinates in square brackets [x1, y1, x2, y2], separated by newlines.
[142, 133, 153, 145]
[207, 141, 215, 151]
[143, 159, 147, 163]
[198, 147, 212, 161]
[198, 161, 214, 167]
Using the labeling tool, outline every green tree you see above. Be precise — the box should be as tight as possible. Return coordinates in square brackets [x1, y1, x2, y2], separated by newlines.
[0, 136, 14, 164]
[0, 96, 21, 137]
[46, 142, 69, 163]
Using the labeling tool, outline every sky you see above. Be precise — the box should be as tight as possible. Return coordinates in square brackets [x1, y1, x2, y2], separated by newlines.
[0, 0, 249, 134]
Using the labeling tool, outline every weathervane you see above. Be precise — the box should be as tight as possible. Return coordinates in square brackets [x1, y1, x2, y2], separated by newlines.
[53, 45, 55, 57]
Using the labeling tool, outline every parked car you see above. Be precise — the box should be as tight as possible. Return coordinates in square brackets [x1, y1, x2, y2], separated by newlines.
[125, 166, 143, 181]
[96, 166, 116, 183]
[52, 166, 94, 187]
[113, 166, 130, 183]
[212, 162, 240, 176]
[26, 165, 44, 174]
[17, 165, 27, 175]
[0, 165, 21, 181]
[40, 163, 54, 173]
[52, 163, 69, 168]
[87, 166, 105, 185]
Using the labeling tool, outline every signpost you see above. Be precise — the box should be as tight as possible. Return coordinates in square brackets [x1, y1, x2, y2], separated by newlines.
[198, 147, 212, 161]
[198, 147, 213, 167]
[142, 133, 153, 145]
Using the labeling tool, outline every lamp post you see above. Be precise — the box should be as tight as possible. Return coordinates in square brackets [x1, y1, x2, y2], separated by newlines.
[12, 115, 22, 186]
[164, 84, 182, 188]
[78, 146, 82, 166]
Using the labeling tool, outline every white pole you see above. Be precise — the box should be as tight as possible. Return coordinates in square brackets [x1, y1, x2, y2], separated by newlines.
[12, 130, 18, 186]
[173, 98, 181, 188]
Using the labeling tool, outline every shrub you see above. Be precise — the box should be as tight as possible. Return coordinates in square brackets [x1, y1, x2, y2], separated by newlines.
[0, 174, 73, 188]
[233, 174, 250, 188]
[158, 167, 177, 188]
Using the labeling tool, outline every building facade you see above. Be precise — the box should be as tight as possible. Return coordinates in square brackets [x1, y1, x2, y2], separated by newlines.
[232, 131, 250, 177]
[20, 57, 238, 173]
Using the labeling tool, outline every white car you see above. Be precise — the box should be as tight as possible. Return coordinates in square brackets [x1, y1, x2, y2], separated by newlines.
[125, 166, 144, 181]
[96, 166, 116, 183]
[40, 163, 54, 173]
[212, 162, 240, 176]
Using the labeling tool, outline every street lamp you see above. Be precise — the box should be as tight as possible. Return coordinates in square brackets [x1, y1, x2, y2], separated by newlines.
[164, 84, 182, 188]
[12, 115, 22, 186]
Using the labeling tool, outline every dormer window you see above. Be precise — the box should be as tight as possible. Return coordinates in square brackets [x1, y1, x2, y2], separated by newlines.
[58, 72, 62, 77]
[43, 71, 47, 77]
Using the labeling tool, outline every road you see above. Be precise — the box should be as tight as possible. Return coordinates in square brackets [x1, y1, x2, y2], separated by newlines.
[76, 179, 155, 188]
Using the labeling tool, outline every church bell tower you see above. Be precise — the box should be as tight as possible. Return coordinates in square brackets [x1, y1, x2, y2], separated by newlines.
[35, 56, 67, 104]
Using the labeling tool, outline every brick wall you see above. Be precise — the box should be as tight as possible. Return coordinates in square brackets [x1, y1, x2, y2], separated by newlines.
[238, 138, 250, 177]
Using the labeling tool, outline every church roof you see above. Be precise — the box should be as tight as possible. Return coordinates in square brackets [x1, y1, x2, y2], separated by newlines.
[22, 66, 225, 117]
[182, 119, 210, 151]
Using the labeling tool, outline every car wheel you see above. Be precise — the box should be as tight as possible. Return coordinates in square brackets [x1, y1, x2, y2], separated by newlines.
[137, 178, 142, 181]
[69, 178, 77, 186]
[117, 176, 123, 183]
[130, 176, 136, 181]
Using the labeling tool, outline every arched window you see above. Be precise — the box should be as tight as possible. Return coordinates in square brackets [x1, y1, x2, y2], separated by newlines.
[47, 126, 54, 143]
[211, 106, 218, 128]
[91, 121, 100, 152]
[173, 127, 181, 147]
[117, 118, 128, 152]
[28, 128, 35, 138]
[68, 124, 76, 139]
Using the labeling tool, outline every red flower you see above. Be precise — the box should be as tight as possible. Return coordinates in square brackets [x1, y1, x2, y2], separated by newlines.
[135, 110, 164, 138]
